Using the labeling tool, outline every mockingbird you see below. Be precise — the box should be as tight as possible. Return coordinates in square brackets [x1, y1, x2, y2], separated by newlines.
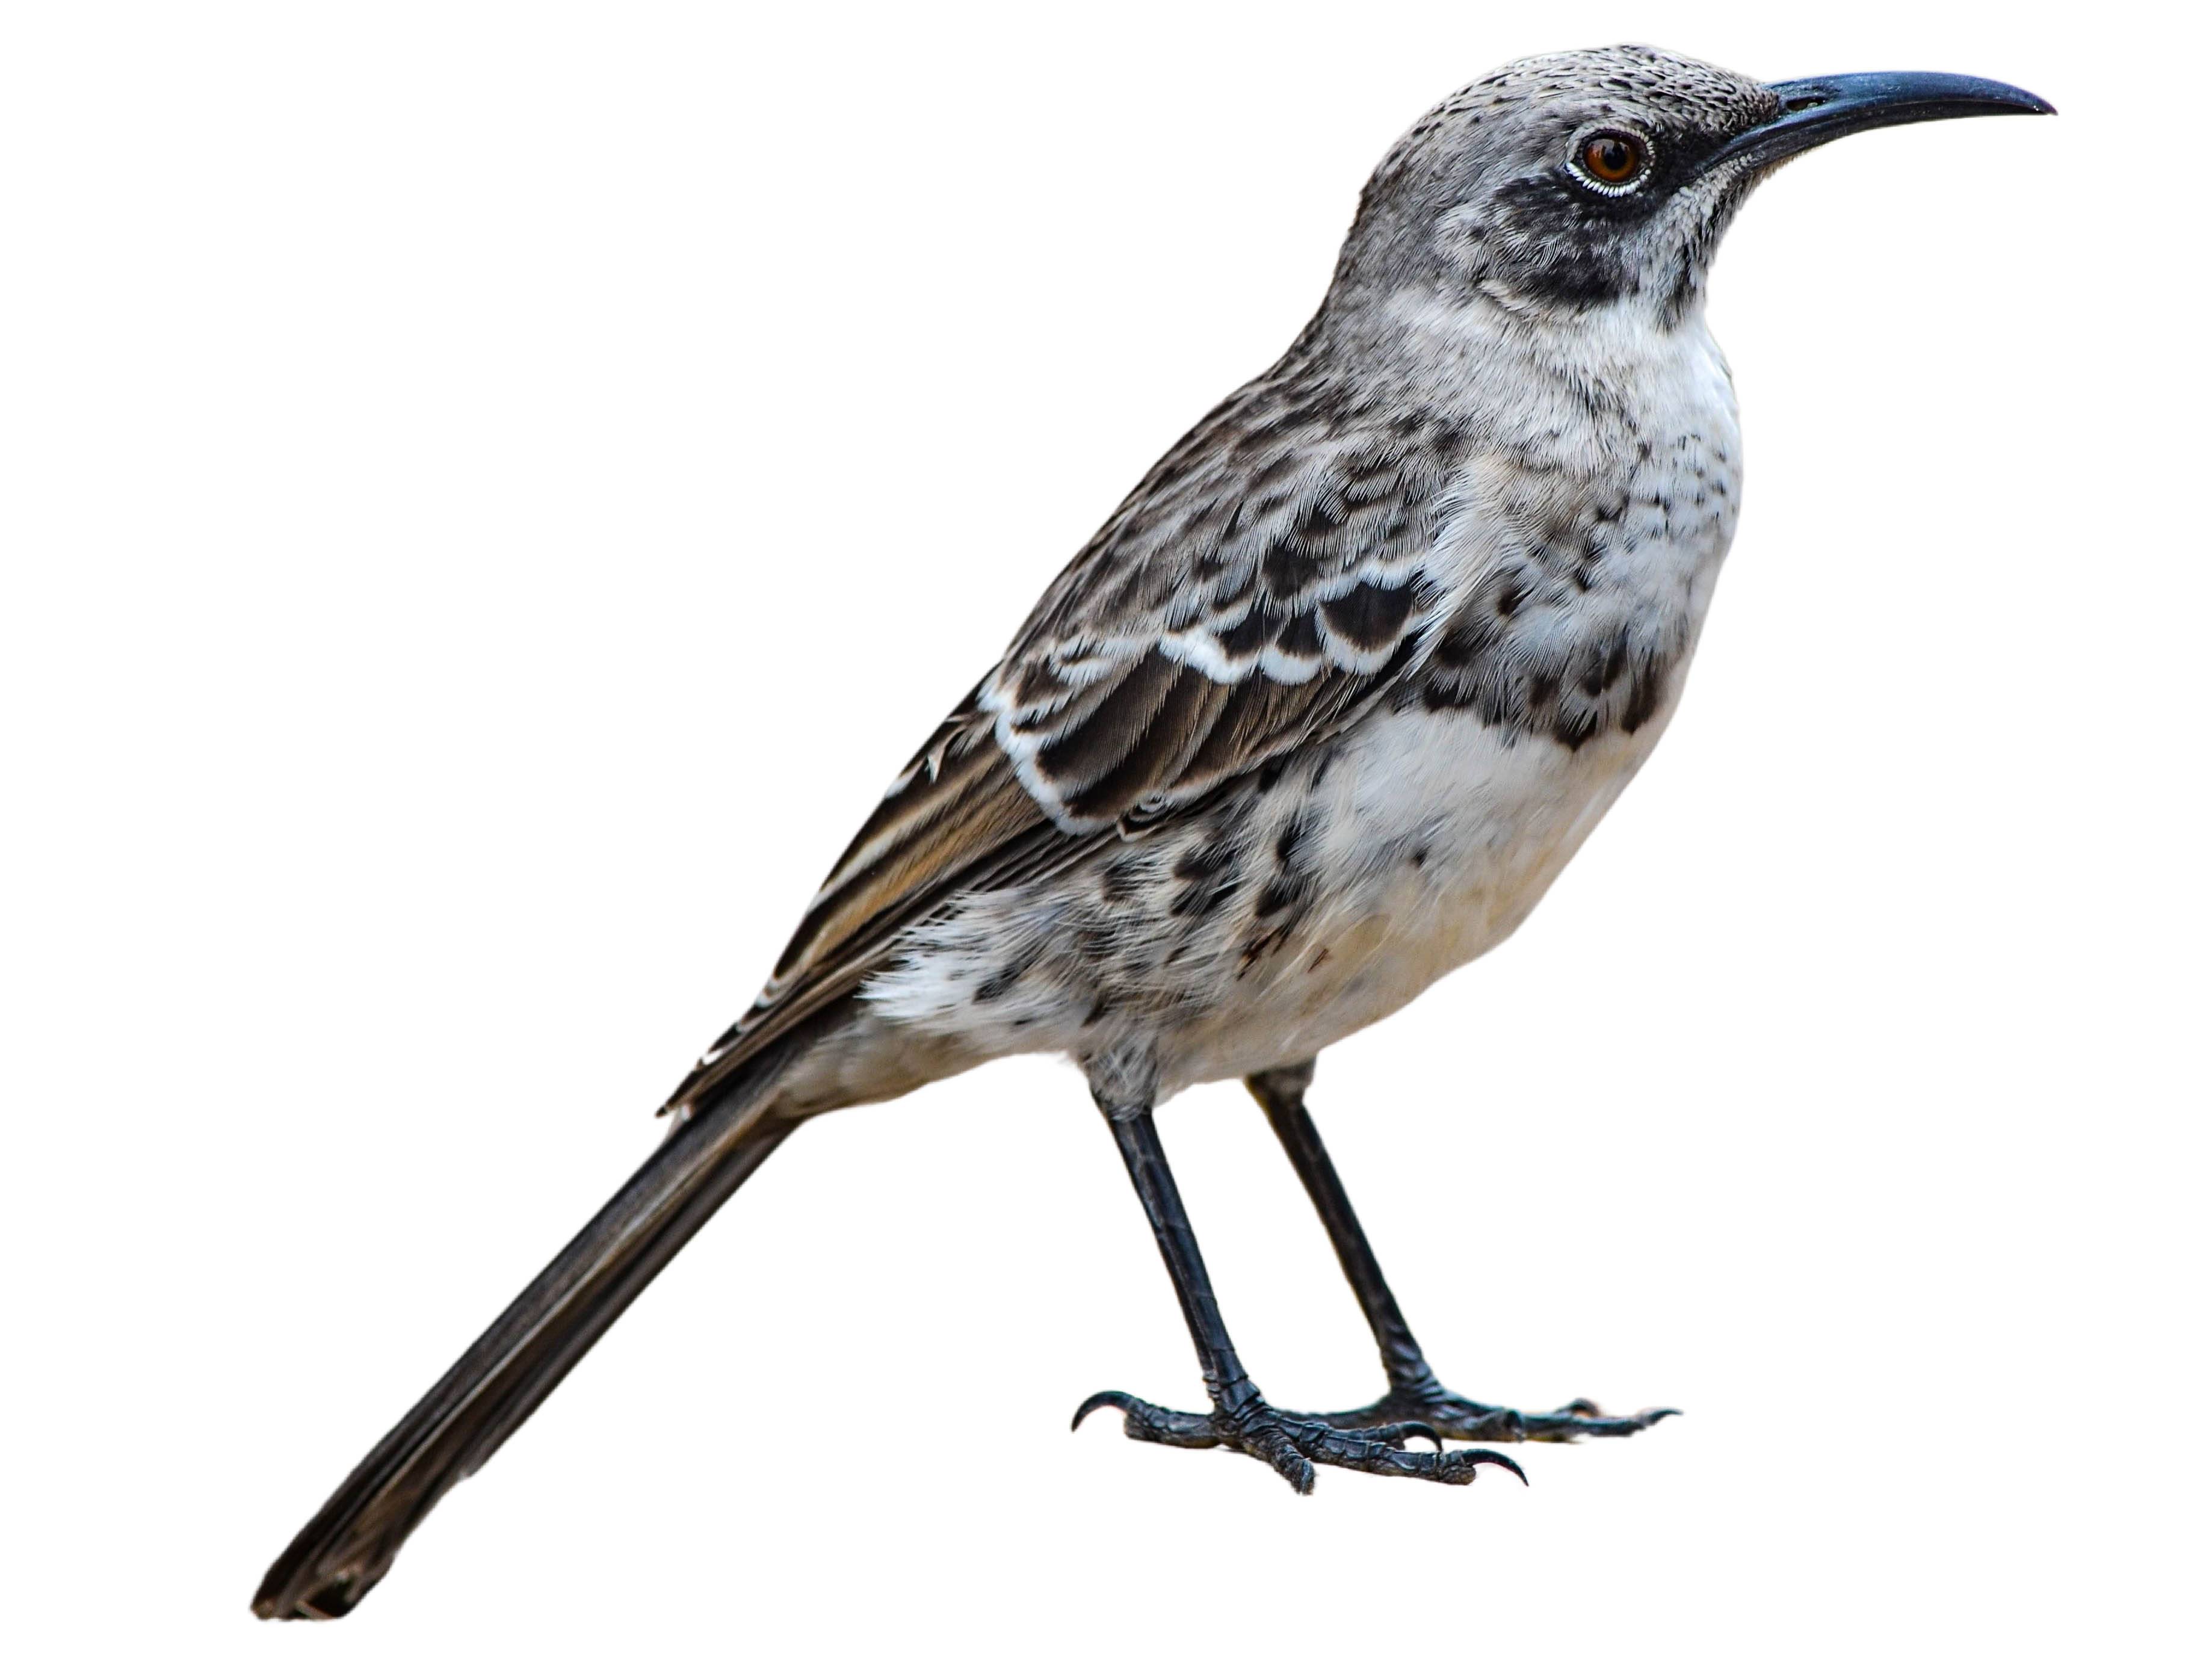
[254, 45, 2052, 1619]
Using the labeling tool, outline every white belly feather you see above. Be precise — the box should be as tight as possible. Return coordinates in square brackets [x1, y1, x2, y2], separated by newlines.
[1166, 703, 1678, 1086]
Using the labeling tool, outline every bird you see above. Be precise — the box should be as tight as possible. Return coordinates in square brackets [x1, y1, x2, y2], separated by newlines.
[253, 45, 2053, 1619]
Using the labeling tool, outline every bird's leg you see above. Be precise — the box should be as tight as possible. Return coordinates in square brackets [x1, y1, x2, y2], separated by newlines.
[1248, 1060, 1675, 1444]
[1072, 1090, 1521, 1492]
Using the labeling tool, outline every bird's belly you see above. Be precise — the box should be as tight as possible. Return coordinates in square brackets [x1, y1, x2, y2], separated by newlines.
[1166, 703, 1674, 1088]
[848, 698, 1688, 1106]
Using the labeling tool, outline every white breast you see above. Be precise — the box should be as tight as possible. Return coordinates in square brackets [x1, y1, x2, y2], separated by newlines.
[1167, 318, 1745, 1087]
[1165, 706, 1678, 1086]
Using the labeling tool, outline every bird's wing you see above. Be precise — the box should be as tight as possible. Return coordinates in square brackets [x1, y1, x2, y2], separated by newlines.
[666, 377, 1468, 1110]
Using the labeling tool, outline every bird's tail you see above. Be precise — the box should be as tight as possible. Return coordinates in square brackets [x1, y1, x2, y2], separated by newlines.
[252, 1045, 806, 1620]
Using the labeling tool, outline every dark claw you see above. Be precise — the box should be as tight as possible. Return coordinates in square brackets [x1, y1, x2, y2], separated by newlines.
[1468, 1448, 1528, 1484]
[1070, 1389, 1137, 1432]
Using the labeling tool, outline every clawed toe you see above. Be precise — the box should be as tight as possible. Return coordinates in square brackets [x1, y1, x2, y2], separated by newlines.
[1083, 1098, 1663, 1504]
[1518, 1399, 1681, 1442]
[1071, 1390, 1219, 1447]
[1073, 1389, 1524, 1489]
[1298, 1385, 1678, 1444]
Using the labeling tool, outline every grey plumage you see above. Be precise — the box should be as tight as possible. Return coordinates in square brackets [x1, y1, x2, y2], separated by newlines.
[255, 45, 2052, 1618]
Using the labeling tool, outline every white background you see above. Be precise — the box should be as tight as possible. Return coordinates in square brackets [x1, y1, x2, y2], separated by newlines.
[4, 2, 2203, 1653]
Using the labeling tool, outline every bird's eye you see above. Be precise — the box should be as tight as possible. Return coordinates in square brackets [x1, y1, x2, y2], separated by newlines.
[1574, 129, 1651, 193]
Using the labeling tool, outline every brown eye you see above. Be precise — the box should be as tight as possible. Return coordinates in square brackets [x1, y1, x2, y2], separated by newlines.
[1579, 131, 1649, 188]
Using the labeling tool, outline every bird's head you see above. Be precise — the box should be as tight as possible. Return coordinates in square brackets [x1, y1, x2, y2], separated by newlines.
[1328, 44, 2052, 330]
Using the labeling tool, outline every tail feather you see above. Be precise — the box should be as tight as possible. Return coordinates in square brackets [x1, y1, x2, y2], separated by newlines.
[252, 1048, 804, 1620]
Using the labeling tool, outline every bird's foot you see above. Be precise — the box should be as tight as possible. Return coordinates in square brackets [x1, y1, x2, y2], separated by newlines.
[1302, 1381, 1678, 1444]
[1071, 1388, 1525, 1492]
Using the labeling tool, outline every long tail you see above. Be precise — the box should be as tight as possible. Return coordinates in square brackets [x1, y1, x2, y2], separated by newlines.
[252, 1045, 806, 1620]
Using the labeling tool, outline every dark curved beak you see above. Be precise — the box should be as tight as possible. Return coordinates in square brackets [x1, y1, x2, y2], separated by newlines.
[1711, 71, 2055, 172]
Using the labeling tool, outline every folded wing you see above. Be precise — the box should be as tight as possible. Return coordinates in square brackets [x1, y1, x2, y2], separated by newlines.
[666, 373, 1470, 1111]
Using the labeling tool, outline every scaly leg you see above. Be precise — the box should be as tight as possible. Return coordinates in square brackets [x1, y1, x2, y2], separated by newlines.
[1249, 1060, 1676, 1444]
[1072, 1092, 1522, 1492]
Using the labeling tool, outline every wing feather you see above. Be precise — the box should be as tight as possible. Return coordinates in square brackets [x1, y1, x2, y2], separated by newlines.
[664, 364, 1472, 1111]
